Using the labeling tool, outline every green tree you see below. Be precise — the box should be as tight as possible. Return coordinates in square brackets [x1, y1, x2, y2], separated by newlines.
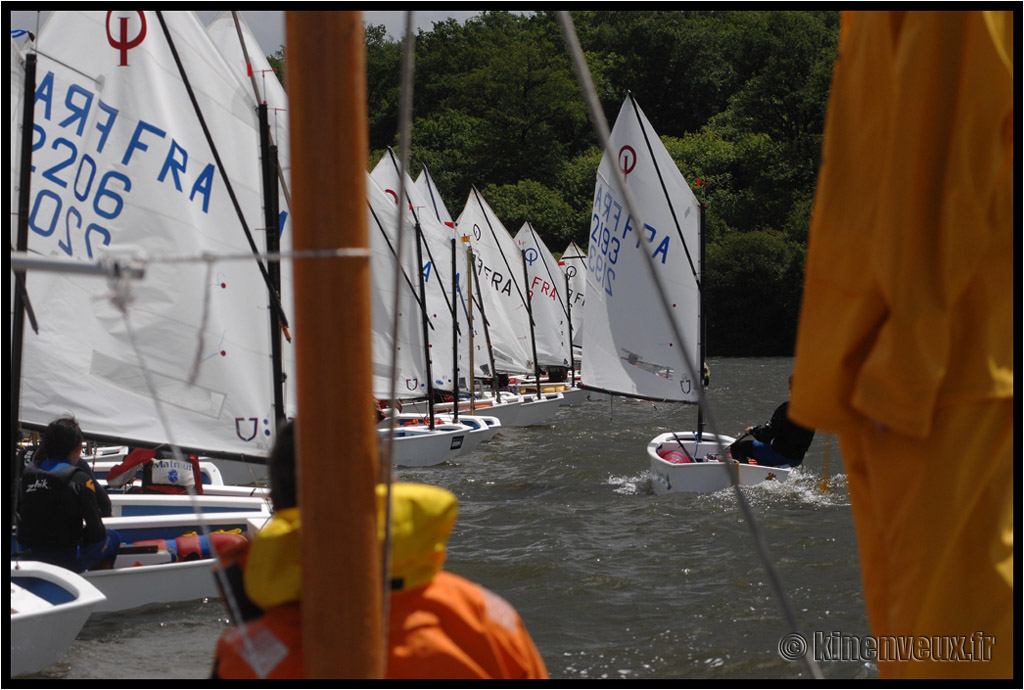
[704, 230, 805, 355]
[481, 180, 577, 246]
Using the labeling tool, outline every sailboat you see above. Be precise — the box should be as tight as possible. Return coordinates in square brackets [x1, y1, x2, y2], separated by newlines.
[583, 94, 789, 493]
[512, 222, 586, 405]
[453, 188, 564, 425]
[405, 168, 528, 428]
[558, 240, 587, 369]
[365, 171, 483, 465]
[10, 10, 282, 613]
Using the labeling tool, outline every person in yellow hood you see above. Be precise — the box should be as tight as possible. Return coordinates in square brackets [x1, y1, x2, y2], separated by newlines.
[790, 11, 1013, 680]
[211, 421, 548, 679]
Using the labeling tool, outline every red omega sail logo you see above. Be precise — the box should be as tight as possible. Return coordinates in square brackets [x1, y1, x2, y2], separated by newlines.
[106, 11, 148, 66]
[618, 145, 637, 178]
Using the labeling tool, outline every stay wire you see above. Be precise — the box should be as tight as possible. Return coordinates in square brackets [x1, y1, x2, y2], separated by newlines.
[380, 8, 419, 659]
[106, 267, 272, 675]
[557, 12, 823, 679]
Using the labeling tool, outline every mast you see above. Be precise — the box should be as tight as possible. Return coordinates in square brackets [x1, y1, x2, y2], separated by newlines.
[286, 10, 382, 679]
[466, 240, 477, 413]
[521, 250, 543, 400]
[11, 47, 37, 533]
[696, 202, 706, 441]
[258, 102, 287, 426]
[414, 220, 436, 429]
[450, 238, 460, 422]
[565, 272, 575, 386]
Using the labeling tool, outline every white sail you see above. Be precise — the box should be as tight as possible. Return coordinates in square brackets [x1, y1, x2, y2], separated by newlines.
[559, 241, 587, 353]
[370, 152, 456, 393]
[205, 10, 296, 420]
[582, 95, 701, 401]
[513, 223, 571, 368]
[415, 167, 489, 382]
[455, 189, 532, 375]
[18, 11, 280, 455]
[366, 174, 435, 400]
[414, 165, 455, 230]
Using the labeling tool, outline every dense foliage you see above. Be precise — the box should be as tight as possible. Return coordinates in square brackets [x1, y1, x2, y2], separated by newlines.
[278, 11, 840, 356]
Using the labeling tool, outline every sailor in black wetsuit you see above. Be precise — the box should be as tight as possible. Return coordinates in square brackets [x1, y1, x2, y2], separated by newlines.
[16, 417, 121, 573]
[729, 376, 815, 467]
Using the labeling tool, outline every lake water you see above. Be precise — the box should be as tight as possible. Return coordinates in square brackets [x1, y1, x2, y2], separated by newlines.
[34, 357, 875, 680]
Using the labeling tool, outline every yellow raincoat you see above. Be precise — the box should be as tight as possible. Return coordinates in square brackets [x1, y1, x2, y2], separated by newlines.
[790, 11, 1013, 679]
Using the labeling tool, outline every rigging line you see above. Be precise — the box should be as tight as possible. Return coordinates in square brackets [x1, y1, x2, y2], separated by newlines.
[557, 12, 823, 680]
[470, 187, 532, 313]
[154, 12, 289, 331]
[368, 202, 436, 332]
[110, 268, 263, 666]
[229, 11, 293, 212]
[417, 164, 474, 335]
[9, 248, 369, 276]
[627, 93, 702, 294]
[380, 7, 419, 663]
[384, 149, 459, 323]
[527, 223, 570, 319]
[419, 164, 447, 228]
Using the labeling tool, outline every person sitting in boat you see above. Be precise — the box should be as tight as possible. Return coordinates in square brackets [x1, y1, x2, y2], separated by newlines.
[15, 416, 121, 573]
[211, 420, 548, 680]
[728, 376, 815, 467]
[105, 446, 204, 495]
[19, 428, 112, 518]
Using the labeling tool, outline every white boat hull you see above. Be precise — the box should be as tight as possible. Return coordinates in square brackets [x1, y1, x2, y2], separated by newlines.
[82, 511, 270, 612]
[381, 413, 498, 454]
[108, 492, 271, 517]
[435, 414, 501, 444]
[508, 392, 564, 426]
[381, 425, 470, 467]
[11, 561, 107, 677]
[647, 432, 792, 493]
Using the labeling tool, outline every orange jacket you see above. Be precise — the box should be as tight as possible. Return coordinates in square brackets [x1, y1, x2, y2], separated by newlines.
[212, 484, 548, 679]
[213, 572, 548, 680]
[388, 571, 548, 679]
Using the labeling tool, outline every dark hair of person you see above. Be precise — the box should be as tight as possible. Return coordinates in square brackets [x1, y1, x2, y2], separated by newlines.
[269, 420, 297, 511]
[40, 416, 84, 461]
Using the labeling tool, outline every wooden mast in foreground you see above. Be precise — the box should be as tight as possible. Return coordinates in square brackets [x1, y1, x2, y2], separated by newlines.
[286, 11, 383, 678]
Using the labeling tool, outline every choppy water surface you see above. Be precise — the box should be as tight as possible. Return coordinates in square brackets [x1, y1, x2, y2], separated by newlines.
[41, 358, 874, 679]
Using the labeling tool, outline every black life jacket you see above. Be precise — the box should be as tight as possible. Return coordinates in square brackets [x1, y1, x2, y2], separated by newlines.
[17, 463, 90, 548]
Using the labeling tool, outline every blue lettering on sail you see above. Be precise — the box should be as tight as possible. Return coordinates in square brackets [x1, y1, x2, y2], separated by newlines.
[28, 70, 221, 258]
[588, 180, 671, 298]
